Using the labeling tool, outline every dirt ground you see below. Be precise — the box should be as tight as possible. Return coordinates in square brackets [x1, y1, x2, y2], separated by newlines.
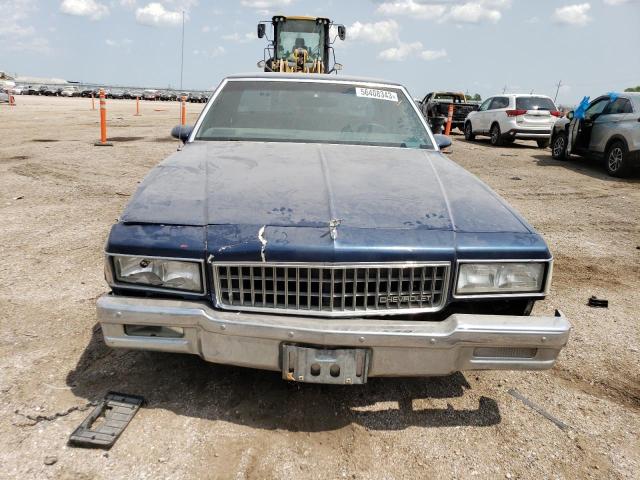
[1, 95, 638, 480]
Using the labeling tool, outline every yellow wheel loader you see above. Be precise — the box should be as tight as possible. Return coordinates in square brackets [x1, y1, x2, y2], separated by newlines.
[257, 16, 346, 74]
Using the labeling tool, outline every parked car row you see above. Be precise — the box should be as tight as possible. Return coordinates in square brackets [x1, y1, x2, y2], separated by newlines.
[419, 91, 638, 177]
[9, 84, 210, 103]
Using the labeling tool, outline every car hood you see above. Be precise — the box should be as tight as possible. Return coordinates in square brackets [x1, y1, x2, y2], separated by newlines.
[121, 141, 532, 234]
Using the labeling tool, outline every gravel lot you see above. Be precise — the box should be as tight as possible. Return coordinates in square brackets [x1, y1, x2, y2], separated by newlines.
[1, 95, 638, 480]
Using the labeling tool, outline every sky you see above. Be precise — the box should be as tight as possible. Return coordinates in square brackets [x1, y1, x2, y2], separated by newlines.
[1, 0, 639, 105]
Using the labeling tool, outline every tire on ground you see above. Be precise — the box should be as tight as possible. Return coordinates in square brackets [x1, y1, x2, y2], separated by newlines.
[490, 123, 503, 146]
[605, 140, 631, 177]
[551, 132, 569, 160]
[464, 122, 475, 141]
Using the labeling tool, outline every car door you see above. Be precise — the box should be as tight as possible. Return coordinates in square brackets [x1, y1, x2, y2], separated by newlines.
[487, 96, 510, 132]
[570, 97, 610, 154]
[473, 97, 493, 133]
[590, 97, 633, 153]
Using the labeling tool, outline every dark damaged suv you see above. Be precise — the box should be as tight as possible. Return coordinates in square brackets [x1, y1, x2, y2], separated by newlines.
[98, 73, 570, 385]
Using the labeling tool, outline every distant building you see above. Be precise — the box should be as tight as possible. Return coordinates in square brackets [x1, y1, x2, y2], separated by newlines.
[1, 70, 69, 86]
[0, 71, 16, 88]
[15, 75, 69, 85]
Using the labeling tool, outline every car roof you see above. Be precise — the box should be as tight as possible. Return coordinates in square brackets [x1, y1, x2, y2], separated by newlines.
[224, 72, 404, 87]
[488, 93, 553, 98]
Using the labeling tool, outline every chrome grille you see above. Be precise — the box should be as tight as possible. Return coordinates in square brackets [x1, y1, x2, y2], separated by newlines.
[212, 262, 449, 317]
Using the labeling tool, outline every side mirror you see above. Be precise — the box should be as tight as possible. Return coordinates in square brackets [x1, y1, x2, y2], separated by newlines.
[434, 134, 452, 150]
[333, 63, 343, 71]
[566, 111, 574, 120]
[338, 25, 346, 40]
[257, 23, 265, 39]
[171, 125, 194, 143]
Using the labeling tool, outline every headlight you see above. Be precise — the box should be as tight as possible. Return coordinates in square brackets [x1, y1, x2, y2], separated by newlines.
[456, 262, 545, 295]
[112, 256, 203, 293]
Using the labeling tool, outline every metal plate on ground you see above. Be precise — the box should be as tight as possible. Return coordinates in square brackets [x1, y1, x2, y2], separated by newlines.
[68, 392, 144, 449]
[282, 345, 370, 385]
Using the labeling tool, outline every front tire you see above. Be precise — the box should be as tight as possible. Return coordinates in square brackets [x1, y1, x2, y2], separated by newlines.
[551, 132, 569, 160]
[490, 123, 503, 146]
[605, 141, 630, 177]
[464, 122, 475, 141]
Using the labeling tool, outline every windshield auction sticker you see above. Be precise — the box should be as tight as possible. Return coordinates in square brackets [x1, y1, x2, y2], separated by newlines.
[355, 87, 398, 102]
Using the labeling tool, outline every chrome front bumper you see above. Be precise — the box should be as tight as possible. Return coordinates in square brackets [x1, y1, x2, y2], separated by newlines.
[97, 295, 571, 378]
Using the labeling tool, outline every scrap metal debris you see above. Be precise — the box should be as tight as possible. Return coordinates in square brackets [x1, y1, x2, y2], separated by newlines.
[328, 218, 342, 241]
[69, 392, 144, 449]
[508, 388, 570, 431]
[588, 296, 608, 308]
[15, 401, 96, 426]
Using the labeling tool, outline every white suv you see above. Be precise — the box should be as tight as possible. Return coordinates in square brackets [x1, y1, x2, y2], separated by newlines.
[464, 94, 561, 147]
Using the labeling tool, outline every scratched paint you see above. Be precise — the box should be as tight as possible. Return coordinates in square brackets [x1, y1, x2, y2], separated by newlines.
[120, 141, 531, 234]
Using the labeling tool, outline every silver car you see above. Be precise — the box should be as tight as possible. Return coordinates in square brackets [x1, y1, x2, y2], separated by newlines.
[550, 93, 640, 177]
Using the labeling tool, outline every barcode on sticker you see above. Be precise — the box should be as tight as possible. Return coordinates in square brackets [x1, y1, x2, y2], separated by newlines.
[355, 87, 398, 102]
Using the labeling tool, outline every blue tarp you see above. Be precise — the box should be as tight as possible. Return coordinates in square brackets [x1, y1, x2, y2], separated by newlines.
[574, 96, 590, 120]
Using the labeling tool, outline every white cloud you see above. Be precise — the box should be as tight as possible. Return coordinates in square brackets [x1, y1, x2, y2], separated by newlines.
[348, 20, 399, 44]
[378, 41, 447, 61]
[603, 0, 630, 4]
[105, 38, 132, 47]
[193, 46, 225, 57]
[376, 0, 447, 20]
[222, 31, 256, 43]
[552, 3, 591, 26]
[445, 1, 504, 23]
[420, 48, 447, 60]
[379, 42, 423, 61]
[135, 2, 183, 26]
[0, 0, 50, 52]
[60, 0, 109, 20]
[376, 0, 510, 22]
[239, 0, 293, 9]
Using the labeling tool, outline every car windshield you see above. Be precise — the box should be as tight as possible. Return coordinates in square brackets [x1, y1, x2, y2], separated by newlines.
[434, 93, 464, 102]
[195, 80, 433, 149]
[516, 97, 556, 111]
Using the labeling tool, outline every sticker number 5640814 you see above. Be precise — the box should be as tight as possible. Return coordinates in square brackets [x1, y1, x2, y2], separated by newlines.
[355, 87, 398, 102]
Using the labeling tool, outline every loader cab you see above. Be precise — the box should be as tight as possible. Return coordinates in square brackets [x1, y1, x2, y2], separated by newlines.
[257, 16, 345, 74]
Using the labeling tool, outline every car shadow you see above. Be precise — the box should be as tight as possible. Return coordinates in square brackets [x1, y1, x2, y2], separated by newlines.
[457, 137, 543, 150]
[65, 325, 501, 432]
[532, 154, 640, 182]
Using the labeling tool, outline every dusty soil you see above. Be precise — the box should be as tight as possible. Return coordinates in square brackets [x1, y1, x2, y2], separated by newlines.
[1, 96, 638, 480]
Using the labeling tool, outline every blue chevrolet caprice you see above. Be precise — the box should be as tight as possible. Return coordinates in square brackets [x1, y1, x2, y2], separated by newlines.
[98, 73, 570, 385]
